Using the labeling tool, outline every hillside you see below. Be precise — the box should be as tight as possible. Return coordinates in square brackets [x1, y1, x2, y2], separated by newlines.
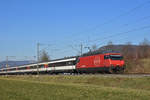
[83, 45, 140, 56]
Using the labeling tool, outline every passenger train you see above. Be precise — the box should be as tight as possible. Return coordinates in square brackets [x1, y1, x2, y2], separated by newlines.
[0, 52, 125, 75]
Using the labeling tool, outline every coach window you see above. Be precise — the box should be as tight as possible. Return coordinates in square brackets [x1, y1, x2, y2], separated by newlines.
[48, 64, 53, 67]
[4, 69, 7, 71]
[73, 61, 76, 65]
[9, 68, 15, 71]
[39, 65, 44, 68]
[30, 66, 34, 69]
[18, 67, 26, 70]
[56, 62, 66, 67]
[66, 61, 73, 65]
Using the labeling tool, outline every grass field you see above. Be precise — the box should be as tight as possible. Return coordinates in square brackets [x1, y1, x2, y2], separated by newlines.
[0, 75, 150, 100]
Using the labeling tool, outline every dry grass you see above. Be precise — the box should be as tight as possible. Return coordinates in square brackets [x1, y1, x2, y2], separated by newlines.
[0, 75, 150, 100]
[125, 58, 150, 73]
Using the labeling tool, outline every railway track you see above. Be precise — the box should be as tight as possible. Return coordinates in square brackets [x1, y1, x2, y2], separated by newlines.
[60, 73, 150, 78]
[1, 73, 150, 78]
[96, 74, 150, 78]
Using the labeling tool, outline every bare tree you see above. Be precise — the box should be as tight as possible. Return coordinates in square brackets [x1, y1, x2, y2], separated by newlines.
[91, 44, 98, 51]
[138, 38, 150, 58]
[40, 50, 50, 62]
[105, 41, 114, 51]
[140, 38, 150, 46]
[121, 42, 134, 59]
[107, 41, 113, 46]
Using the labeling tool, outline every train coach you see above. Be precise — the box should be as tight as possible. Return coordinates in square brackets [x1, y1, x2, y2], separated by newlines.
[0, 57, 76, 75]
[0, 52, 125, 75]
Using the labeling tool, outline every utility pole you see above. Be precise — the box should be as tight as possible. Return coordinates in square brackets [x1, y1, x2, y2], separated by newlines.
[80, 44, 83, 56]
[85, 46, 91, 52]
[6, 56, 8, 69]
[6, 56, 15, 72]
[37, 43, 40, 75]
[6, 56, 15, 68]
[36, 42, 51, 75]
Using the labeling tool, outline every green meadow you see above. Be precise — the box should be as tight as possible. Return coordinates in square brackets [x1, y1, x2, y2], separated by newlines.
[0, 75, 150, 100]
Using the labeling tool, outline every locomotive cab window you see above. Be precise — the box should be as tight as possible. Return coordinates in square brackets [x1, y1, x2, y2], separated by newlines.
[110, 55, 123, 60]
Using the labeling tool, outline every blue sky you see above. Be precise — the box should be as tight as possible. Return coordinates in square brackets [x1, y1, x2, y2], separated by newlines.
[0, 0, 150, 61]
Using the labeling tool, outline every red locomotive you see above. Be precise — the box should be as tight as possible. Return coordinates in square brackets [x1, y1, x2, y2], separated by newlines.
[76, 53, 125, 73]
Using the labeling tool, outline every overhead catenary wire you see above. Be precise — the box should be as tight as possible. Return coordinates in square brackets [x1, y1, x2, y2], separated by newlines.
[95, 25, 150, 47]
[49, 0, 150, 48]
[85, 0, 150, 33]
[47, 1, 150, 59]
[85, 15, 150, 44]
[53, 24, 150, 58]
[67, 0, 150, 43]
[96, 35, 137, 47]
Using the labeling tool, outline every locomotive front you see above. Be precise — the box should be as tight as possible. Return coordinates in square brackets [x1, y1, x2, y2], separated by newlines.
[104, 53, 125, 73]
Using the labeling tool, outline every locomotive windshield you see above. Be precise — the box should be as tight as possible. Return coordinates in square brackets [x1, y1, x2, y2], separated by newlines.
[104, 55, 123, 60]
[110, 55, 123, 60]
